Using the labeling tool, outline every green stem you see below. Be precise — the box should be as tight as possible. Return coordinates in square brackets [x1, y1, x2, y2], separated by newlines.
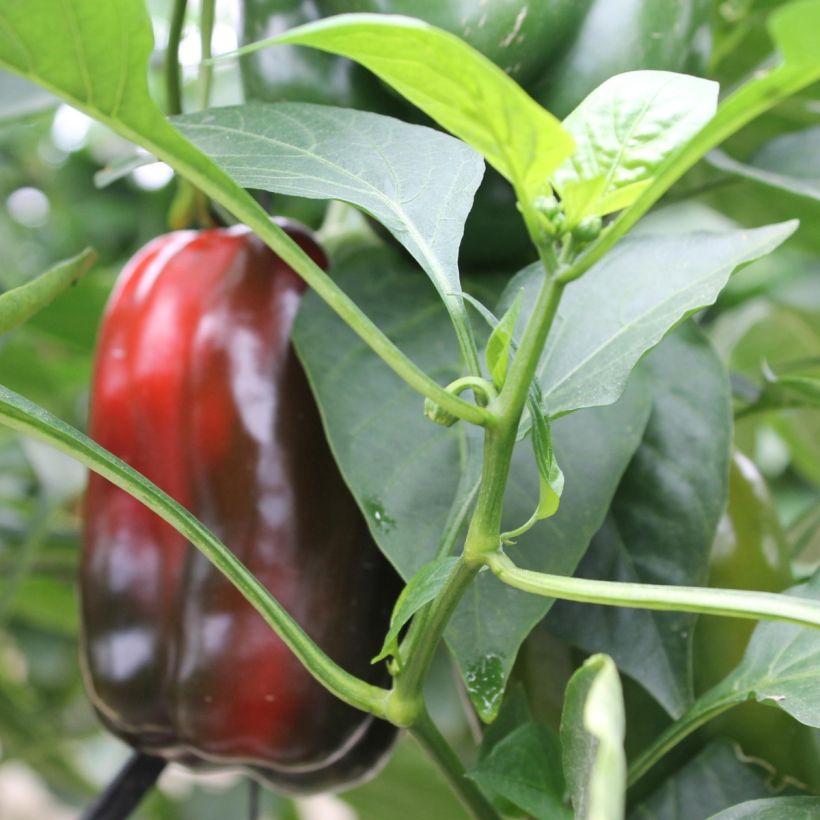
[627, 691, 738, 786]
[166, 0, 187, 116]
[487, 551, 820, 630]
[409, 710, 500, 820]
[391, 558, 479, 722]
[0, 385, 390, 719]
[198, 0, 216, 111]
[393, 275, 568, 714]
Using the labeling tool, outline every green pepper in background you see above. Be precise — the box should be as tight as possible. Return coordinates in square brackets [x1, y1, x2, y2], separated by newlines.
[532, 0, 712, 117]
[694, 450, 820, 790]
[239, 0, 712, 270]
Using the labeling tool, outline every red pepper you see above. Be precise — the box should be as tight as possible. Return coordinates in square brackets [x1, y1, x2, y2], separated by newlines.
[81, 222, 398, 793]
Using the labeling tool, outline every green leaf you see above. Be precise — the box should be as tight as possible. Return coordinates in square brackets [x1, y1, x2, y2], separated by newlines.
[708, 797, 820, 819]
[0, 249, 96, 335]
[529, 394, 564, 522]
[553, 71, 719, 223]
[629, 741, 774, 820]
[468, 723, 569, 820]
[175, 102, 484, 314]
[486, 292, 522, 390]
[234, 13, 575, 200]
[699, 570, 820, 728]
[294, 246, 652, 721]
[502, 222, 796, 418]
[561, 654, 626, 820]
[373, 557, 458, 664]
[548, 324, 732, 718]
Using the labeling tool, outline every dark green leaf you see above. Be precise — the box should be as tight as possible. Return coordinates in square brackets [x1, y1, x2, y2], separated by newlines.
[629, 741, 773, 820]
[548, 324, 732, 717]
[468, 723, 569, 820]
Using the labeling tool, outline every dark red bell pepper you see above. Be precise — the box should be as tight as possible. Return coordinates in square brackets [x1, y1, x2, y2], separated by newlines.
[81, 222, 398, 793]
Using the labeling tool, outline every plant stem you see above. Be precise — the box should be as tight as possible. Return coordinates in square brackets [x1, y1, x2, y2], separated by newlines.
[627, 691, 738, 786]
[0, 385, 391, 719]
[487, 551, 820, 630]
[198, 0, 216, 111]
[392, 558, 479, 721]
[166, 0, 187, 117]
[410, 710, 500, 820]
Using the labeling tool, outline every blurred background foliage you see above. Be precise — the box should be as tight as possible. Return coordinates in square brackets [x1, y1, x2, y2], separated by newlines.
[0, 0, 818, 817]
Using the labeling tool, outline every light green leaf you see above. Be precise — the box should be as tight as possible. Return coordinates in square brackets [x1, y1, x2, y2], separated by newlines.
[561, 654, 626, 820]
[468, 723, 569, 820]
[234, 13, 574, 200]
[0, 249, 97, 335]
[175, 102, 484, 315]
[553, 71, 719, 223]
[708, 797, 820, 820]
[529, 393, 564, 521]
[502, 222, 796, 418]
[373, 557, 458, 664]
[560, 0, 820, 287]
[485, 291, 522, 390]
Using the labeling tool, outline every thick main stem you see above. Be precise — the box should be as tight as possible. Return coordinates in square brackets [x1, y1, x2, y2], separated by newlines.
[410, 710, 500, 820]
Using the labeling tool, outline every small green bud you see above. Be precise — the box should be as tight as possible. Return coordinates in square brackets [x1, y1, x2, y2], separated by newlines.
[534, 195, 561, 220]
[424, 397, 458, 427]
[572, 215, 603, 243]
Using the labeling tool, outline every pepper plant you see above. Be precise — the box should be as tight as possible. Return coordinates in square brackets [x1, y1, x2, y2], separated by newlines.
[1, 0, 820, 818]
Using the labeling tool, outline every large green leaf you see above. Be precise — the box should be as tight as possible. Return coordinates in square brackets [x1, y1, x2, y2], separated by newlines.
[503, 223, 793, 418]
[553, 71, 719, 222]
[174, 102, 484, 314]
[548, 324, 732, 718]
[234, 13, 575, 200]
[294, 245, 652, 720]
[709, 127, 820, 202]
[629, 741, 773, 820]
[561, 654, 626, 820]
[709, 797, 820, 819]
